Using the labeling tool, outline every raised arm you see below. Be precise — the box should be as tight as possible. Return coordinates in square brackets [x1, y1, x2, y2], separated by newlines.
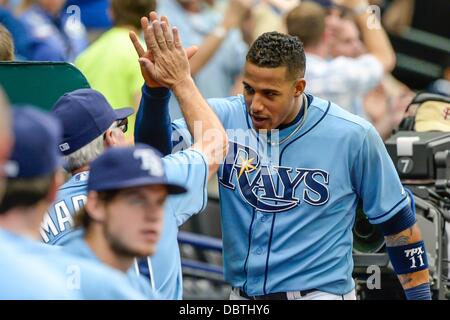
[130, 14, 198, 155]
[187, 0, 252, 75]
[136, 13, 228, 179]
[336, 0, 396, 72]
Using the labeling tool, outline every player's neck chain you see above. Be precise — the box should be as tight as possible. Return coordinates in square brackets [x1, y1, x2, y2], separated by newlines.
[269, 94, 309, 146]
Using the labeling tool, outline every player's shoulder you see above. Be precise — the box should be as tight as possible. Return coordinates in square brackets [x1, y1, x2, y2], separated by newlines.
[162, 148, 208, 186]
[163, 148, 207, 167]
[55, 250, 148, 299]
[207, 95, 247, 127]
[309, 94, 373, 135]
[57, 172, 89, 192]
[207, 95, 245, 111]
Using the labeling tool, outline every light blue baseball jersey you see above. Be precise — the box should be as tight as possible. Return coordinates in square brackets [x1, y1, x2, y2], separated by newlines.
[172, 94, 408, 296]
[41, 149, 208, 299]
[151, 149, 209, 299]
[41, 171, 89, 245]
[0, 229, 149, 299]
[0, 230, 79, 300]
[62, 229, 158, 299]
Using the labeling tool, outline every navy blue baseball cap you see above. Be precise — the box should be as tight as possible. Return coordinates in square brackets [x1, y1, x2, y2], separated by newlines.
[5, 107, 62, 178]
[88, 144, 187, 194]
[52, 89, 134, 156]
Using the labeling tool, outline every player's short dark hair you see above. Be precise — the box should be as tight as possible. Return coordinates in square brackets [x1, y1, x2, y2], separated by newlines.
[74, 189, 121, 229]
[0, 175, 54, 214]
[110, 0, 156, 30]
[246, 31, 306, 80]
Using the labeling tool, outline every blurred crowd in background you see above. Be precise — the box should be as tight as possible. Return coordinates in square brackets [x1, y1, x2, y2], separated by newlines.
[1, 0, 449, 141]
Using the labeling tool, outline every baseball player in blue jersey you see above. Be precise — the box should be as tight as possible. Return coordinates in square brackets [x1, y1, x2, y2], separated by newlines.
[135, 15, 432, 300]
[0, 96, 71, 300]
[0, 241, 78, 300]
[0, 107, 149, 299]
[41, 89, 133, 245]
[42, 56, 227, 298]
[62, 144, 192, 298]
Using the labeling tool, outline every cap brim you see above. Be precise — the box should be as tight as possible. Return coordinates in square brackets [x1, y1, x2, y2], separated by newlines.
[115, 107, 134, 120]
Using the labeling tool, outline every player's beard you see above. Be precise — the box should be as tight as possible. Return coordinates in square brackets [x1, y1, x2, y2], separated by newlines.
[102, 220, 144, 260]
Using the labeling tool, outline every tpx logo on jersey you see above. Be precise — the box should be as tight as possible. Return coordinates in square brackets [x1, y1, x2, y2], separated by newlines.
[219, 142, 330, 212]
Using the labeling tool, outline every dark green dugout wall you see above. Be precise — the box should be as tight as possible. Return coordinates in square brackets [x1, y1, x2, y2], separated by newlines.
[0, 62, 90, 111]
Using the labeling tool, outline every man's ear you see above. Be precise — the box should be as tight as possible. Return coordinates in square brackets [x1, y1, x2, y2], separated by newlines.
[85, 191, 106, 223]
[103, 128, 117, 148]
[294, 78, 306, 97]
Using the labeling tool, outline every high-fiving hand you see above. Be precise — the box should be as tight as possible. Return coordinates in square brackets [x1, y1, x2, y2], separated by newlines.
[129, 12, 198, 88]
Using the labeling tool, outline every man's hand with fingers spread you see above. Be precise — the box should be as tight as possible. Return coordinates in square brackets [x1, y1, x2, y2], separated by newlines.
[129, 12, 198, 88]
[137, 14, 192, 90]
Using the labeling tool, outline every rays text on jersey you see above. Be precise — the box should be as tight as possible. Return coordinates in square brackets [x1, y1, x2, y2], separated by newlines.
[220, 142, 330, 212]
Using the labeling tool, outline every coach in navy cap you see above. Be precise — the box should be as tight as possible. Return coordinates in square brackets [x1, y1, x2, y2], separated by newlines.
[52, 88, 133, 157]
[42, 89, 134, 245]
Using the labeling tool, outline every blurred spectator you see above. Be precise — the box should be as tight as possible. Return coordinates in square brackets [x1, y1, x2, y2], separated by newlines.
[328, 18, 364, 58]
[286, 0, 396, 118]
[428, 79, 450, 98]
[157, 0, 250, 118]
[427, 57, 450, 97]
[364, 75, 414, 139]
[65, 0, 111, 30]
[18, 0, 88, 61]
[0, 23, 14, 60]
[250, 2, 289, 40]
[0, 0, 33, 59]
[382, 0, 414, 35]
[4, 0, 19, 9]
[265, 0, 301, 13]
[76, 0, 156, 142]
[329, 18, 413, 139]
